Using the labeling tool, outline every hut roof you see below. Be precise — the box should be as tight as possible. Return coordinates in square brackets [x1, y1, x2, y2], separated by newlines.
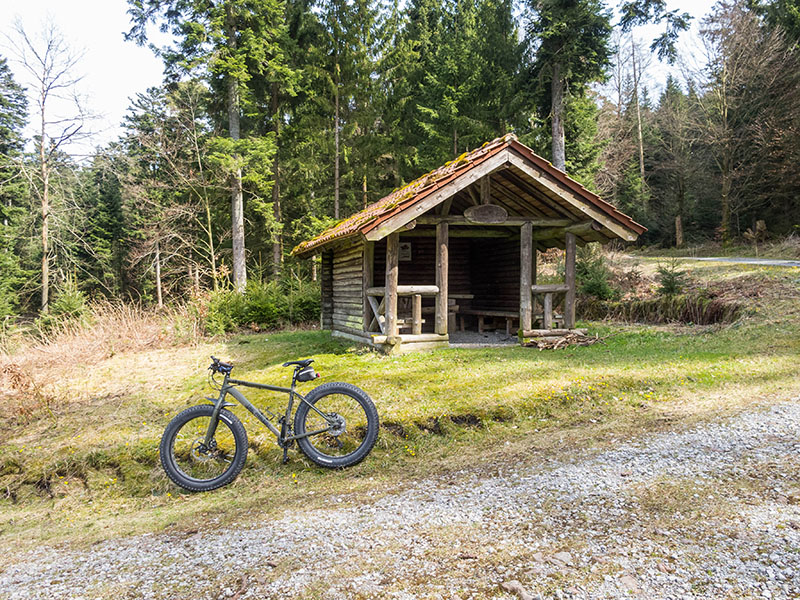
[292, 134, 645, 257]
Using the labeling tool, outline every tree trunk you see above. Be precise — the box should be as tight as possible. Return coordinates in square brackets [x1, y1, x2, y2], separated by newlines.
[311, 255, 317, 282]
[362, 172, 368, 209]
[205, 201, 217, 291]
[675, 215, 683, 248]
[720, 167, 732, 245]
[155, 238, 163, 309]
[334, 65, 340, 220]
[40, 109, 49, 313]
[226, 5, 246, 292]
[551, 61, 566, 171]
[271, 82, 282, 279]
[632, 42, 645, 185]
[453, 126, 458, 158]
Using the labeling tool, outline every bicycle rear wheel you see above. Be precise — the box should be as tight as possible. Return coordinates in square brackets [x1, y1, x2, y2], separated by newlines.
[160, 404, 248, 492]
[294, 382, 379, 468]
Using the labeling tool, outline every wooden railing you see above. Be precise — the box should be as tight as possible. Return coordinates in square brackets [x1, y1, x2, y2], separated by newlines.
[365, 285, 439, 335]
[531, 284, 569, 329]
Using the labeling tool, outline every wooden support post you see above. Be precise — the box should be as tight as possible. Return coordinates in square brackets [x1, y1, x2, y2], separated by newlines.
[565, 232, 576, 329]
[362, 242, 374, 332]
[385, 233, 399, 337]
[480, 176, 491, 204]
[543, 293, 553, 329]
[412, 294, 422, 335]
[435, 222, 449, 335]
[520, 222, 533, 332]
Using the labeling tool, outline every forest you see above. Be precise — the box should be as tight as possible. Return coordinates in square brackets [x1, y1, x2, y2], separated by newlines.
[0, 0, 799, 325]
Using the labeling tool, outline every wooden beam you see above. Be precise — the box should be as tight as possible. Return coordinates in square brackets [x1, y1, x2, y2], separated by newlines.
[438, 196, 454, 217]
[364, 150, 510, 241]
[480, 176, 491, 204]
[506, 153, 639, 241]
[367, 295, 385, 334]
[400, 229, 514, 239]
[385, 232, 399, 336]
[467, 186, 480, 206]
[520, 222, 533, 332]
[435, 222, 449, 335]
[565, 231, 577, 328]
[368, 285, 439, 296]
[417, 216, 571, 227]
[362, 242, 373, 332]
[371, 333, 449, 344]
[532, 221, 599, 241]
[531, 284, 569, 293]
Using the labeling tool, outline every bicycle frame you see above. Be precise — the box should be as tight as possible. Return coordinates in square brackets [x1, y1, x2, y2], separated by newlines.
[203, 370, 333, 447]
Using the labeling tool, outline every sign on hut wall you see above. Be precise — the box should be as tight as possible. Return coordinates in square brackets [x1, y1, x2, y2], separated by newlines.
[399, 242, 412, 262]
[464, 204, 508, 224]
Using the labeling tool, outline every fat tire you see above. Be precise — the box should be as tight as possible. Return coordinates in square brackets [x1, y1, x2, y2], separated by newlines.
[160, 404, 248, 492]
[294, 382, 379, 468]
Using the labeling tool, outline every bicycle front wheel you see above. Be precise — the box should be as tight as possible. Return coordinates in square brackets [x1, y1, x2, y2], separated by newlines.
[159, 404, 248, 492]
[294, 382, 379, 468]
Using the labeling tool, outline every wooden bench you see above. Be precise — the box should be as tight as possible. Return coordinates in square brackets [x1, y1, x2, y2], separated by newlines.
[458, 309, 519, 335]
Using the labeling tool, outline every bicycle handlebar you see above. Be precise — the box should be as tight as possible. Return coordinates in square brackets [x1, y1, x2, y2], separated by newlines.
[209, 356, 233, 374]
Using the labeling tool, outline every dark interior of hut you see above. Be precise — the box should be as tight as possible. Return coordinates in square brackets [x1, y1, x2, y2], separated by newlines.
[372, 231, 525, 336]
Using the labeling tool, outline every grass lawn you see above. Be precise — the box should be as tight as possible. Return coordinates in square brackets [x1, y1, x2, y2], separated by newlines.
[0, 260, 798, 561]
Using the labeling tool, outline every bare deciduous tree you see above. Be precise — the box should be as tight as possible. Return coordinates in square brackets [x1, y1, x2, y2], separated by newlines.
[8, 20, 92, 311]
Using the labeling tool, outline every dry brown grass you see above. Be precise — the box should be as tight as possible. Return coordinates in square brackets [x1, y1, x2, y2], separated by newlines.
[0, 301, 203, 426]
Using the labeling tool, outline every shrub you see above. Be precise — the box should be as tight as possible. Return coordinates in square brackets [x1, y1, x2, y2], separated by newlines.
[576, 246, 619, 301]
[656, 260, 688, 296]
[196, 278, 321, 335]
[34, 276, 90, 333]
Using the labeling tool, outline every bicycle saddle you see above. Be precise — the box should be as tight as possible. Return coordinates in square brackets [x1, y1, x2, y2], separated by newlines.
[282, 358, 314, 368]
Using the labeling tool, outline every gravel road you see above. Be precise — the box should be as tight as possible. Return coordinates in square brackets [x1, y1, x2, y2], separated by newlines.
[2, 400, 799, 600]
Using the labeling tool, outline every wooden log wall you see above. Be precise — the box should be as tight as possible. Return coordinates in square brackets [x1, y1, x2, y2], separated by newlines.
[470, 237, 521, 313]
[331, 243, 365, 336]
[321, 250, 333, 330]
[374, 234, 471, 293]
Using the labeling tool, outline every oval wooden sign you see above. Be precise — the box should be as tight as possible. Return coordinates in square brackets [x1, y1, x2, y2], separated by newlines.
[464, 204, 508, 224]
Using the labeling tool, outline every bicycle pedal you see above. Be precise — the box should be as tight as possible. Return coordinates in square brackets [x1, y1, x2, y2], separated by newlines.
[282, 447, 289, 464]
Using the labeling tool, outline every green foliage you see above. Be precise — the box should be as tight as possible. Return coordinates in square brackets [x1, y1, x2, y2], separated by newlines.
[656, 260, 688, 296]
[196, 278, 320, 335]
[35, 276, 90, 332]
[576, 246, 619, 301]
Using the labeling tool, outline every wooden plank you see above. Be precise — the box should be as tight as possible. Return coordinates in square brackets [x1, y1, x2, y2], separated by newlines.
[565, 231, 576, 329]
[435, 222, 449, 335]
[385, 232, 399, 336]
[506, 154, 638, 241]
[362, 242, 373, 332]
[321, 250, 334, 330]
[531, 284, 569, 293]
[458, 309, 518, 318]
[520, 222, 533, 332]
[364, 151, 511, 241]
[417, 216, 570, 227]
[412, 294, 422, 335]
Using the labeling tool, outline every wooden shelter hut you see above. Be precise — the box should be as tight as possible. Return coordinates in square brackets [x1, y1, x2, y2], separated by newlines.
[292, 134, 645, 353]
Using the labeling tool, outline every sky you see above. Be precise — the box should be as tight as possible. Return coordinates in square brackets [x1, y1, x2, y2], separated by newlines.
[1, 0, 718, 159]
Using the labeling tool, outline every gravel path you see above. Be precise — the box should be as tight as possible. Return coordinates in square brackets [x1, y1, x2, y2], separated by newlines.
[668, 257, 800, 268]
[2, 401, 800, 600]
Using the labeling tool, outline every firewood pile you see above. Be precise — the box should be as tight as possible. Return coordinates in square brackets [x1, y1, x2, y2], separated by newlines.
[522, 331, 604, 350]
